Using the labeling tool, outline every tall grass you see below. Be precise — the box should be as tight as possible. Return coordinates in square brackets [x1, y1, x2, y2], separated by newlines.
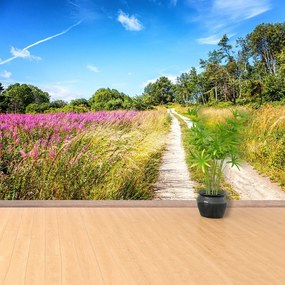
[176, 104, 285, 191]
[0, 110, 170, 199]
[242, 106, 285, 189]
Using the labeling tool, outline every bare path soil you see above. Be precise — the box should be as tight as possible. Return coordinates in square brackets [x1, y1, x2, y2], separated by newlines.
[223, 162, 285, 200]
[154, 110, 196, 200]
[176, 110, 285, 200]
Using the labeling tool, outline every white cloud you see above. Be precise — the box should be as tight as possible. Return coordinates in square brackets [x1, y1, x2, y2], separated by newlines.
[43, 85, 79, 102]
[197, 34, 222, 45]
[197, 33, 236, 45]
[141, 78, 157, 88]
[117, 11, 143, 31]
[166, 75, 177, 84]
[141, 74, 177, 88]
[0, 20, 82, 65]
[170, 0, 178, 6]
[87, 64, 99, 73]
[0, 70, 12, 79]
[213, 0, 270, 21]
[10, 46, 42, 61]
[10, 47, 31, 59]
[189, 0, 271, 45]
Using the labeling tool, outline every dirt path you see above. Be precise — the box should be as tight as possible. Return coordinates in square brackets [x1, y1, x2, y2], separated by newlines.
[154, 110, 196, 200]
[176, 110, 285, 200]
[223, 163, 285, 200]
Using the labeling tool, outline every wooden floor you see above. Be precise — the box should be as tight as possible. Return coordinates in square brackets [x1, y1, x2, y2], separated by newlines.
[0, 202, 284, 284]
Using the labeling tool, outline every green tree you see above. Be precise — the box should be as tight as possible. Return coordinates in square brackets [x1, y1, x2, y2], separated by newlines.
[50, 100, 68, 109]
[1, 83, 50, 113]
[246, 23, 285, 75]
[175, 68, 199, 104]
[70, 98, 90, 107]
[0, 83, 4, 95]
[25, 103, 41, 114]
[89, 88, 132, 111]
[200, 49, 226, 102]
[28, 85, 50, 104]
[132, 94, 153, 110]
[263, 74, 285, 102]
[2, 83, 34, 113]
[143, 76, 174, 105]
[0, 83, 6, 112]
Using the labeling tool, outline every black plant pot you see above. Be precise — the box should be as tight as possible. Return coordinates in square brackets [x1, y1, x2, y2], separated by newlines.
[197, 191, 227, 218]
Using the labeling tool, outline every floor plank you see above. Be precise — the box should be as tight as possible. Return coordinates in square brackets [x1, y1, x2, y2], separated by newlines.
[0, 206, 283, 284]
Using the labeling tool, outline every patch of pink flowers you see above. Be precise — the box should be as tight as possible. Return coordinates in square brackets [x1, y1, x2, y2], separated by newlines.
[0, 111, 137, 160]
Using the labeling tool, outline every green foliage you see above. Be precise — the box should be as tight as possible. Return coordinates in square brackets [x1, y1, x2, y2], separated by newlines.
[50, 100, 67, 108]
[0, 83, 4, 94]
[189, 110, 245, 195]
[132, 95, 153, 110]
[175, 68, 199, 104]
[174, 23, 285, 106]
[70, 98, 90, 107]
[246, 23, 285, 75]
[1, 83, 50, 113]
[187, 106, 199, 117]
[263, 74, 285, 101]
[241, 106, 285, 189]
[143, 76, 175, 105]
[89, 88, 132, 111]
[2, 84, 35, 113]
[25, 103, 41, 114]
[46, 105, 90, 113]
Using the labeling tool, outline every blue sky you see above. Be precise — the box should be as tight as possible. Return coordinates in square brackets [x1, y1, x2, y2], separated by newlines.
[1, 0, 284, 101]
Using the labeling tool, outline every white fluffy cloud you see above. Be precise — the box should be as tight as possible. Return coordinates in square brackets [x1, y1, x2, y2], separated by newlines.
[142, 74, 177, 88]
[11, 47, 31, 59]
[10, 46, 41, 61]
[0, 70, 12, 79]
[43, 85, 79, 102]
[117, 11, 143, 31]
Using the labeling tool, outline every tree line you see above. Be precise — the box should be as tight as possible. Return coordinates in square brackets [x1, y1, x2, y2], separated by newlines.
[1, 22, 285, 114]
[143, 22, 285, 107]
[0, 83, 152, 113]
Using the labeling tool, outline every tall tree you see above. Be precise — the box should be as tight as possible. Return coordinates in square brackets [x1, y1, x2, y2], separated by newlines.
[175, 68, 199, 104]
[2, 83, 34, 113]
[28, 85, 50, 104]
[0, 83, 4, 95]
[143, 76, 174, 105]
[0, 83, 50, 113]
[246, 23, 285, 75]
[0, 83, 6, 112]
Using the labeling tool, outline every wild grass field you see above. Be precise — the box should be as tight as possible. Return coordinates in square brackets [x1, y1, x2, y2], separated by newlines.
[0, 109, 170, 200]
[176, 104, 285, 191]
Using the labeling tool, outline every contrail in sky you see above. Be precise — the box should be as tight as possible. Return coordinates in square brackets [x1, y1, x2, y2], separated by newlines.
[0, 20, 82, 65]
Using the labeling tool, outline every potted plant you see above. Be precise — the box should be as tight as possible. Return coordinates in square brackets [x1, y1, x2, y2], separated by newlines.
[189, 110, 245, 218]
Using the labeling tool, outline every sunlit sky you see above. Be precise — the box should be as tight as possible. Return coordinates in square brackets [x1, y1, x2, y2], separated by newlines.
[1, 0, 284, 101]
